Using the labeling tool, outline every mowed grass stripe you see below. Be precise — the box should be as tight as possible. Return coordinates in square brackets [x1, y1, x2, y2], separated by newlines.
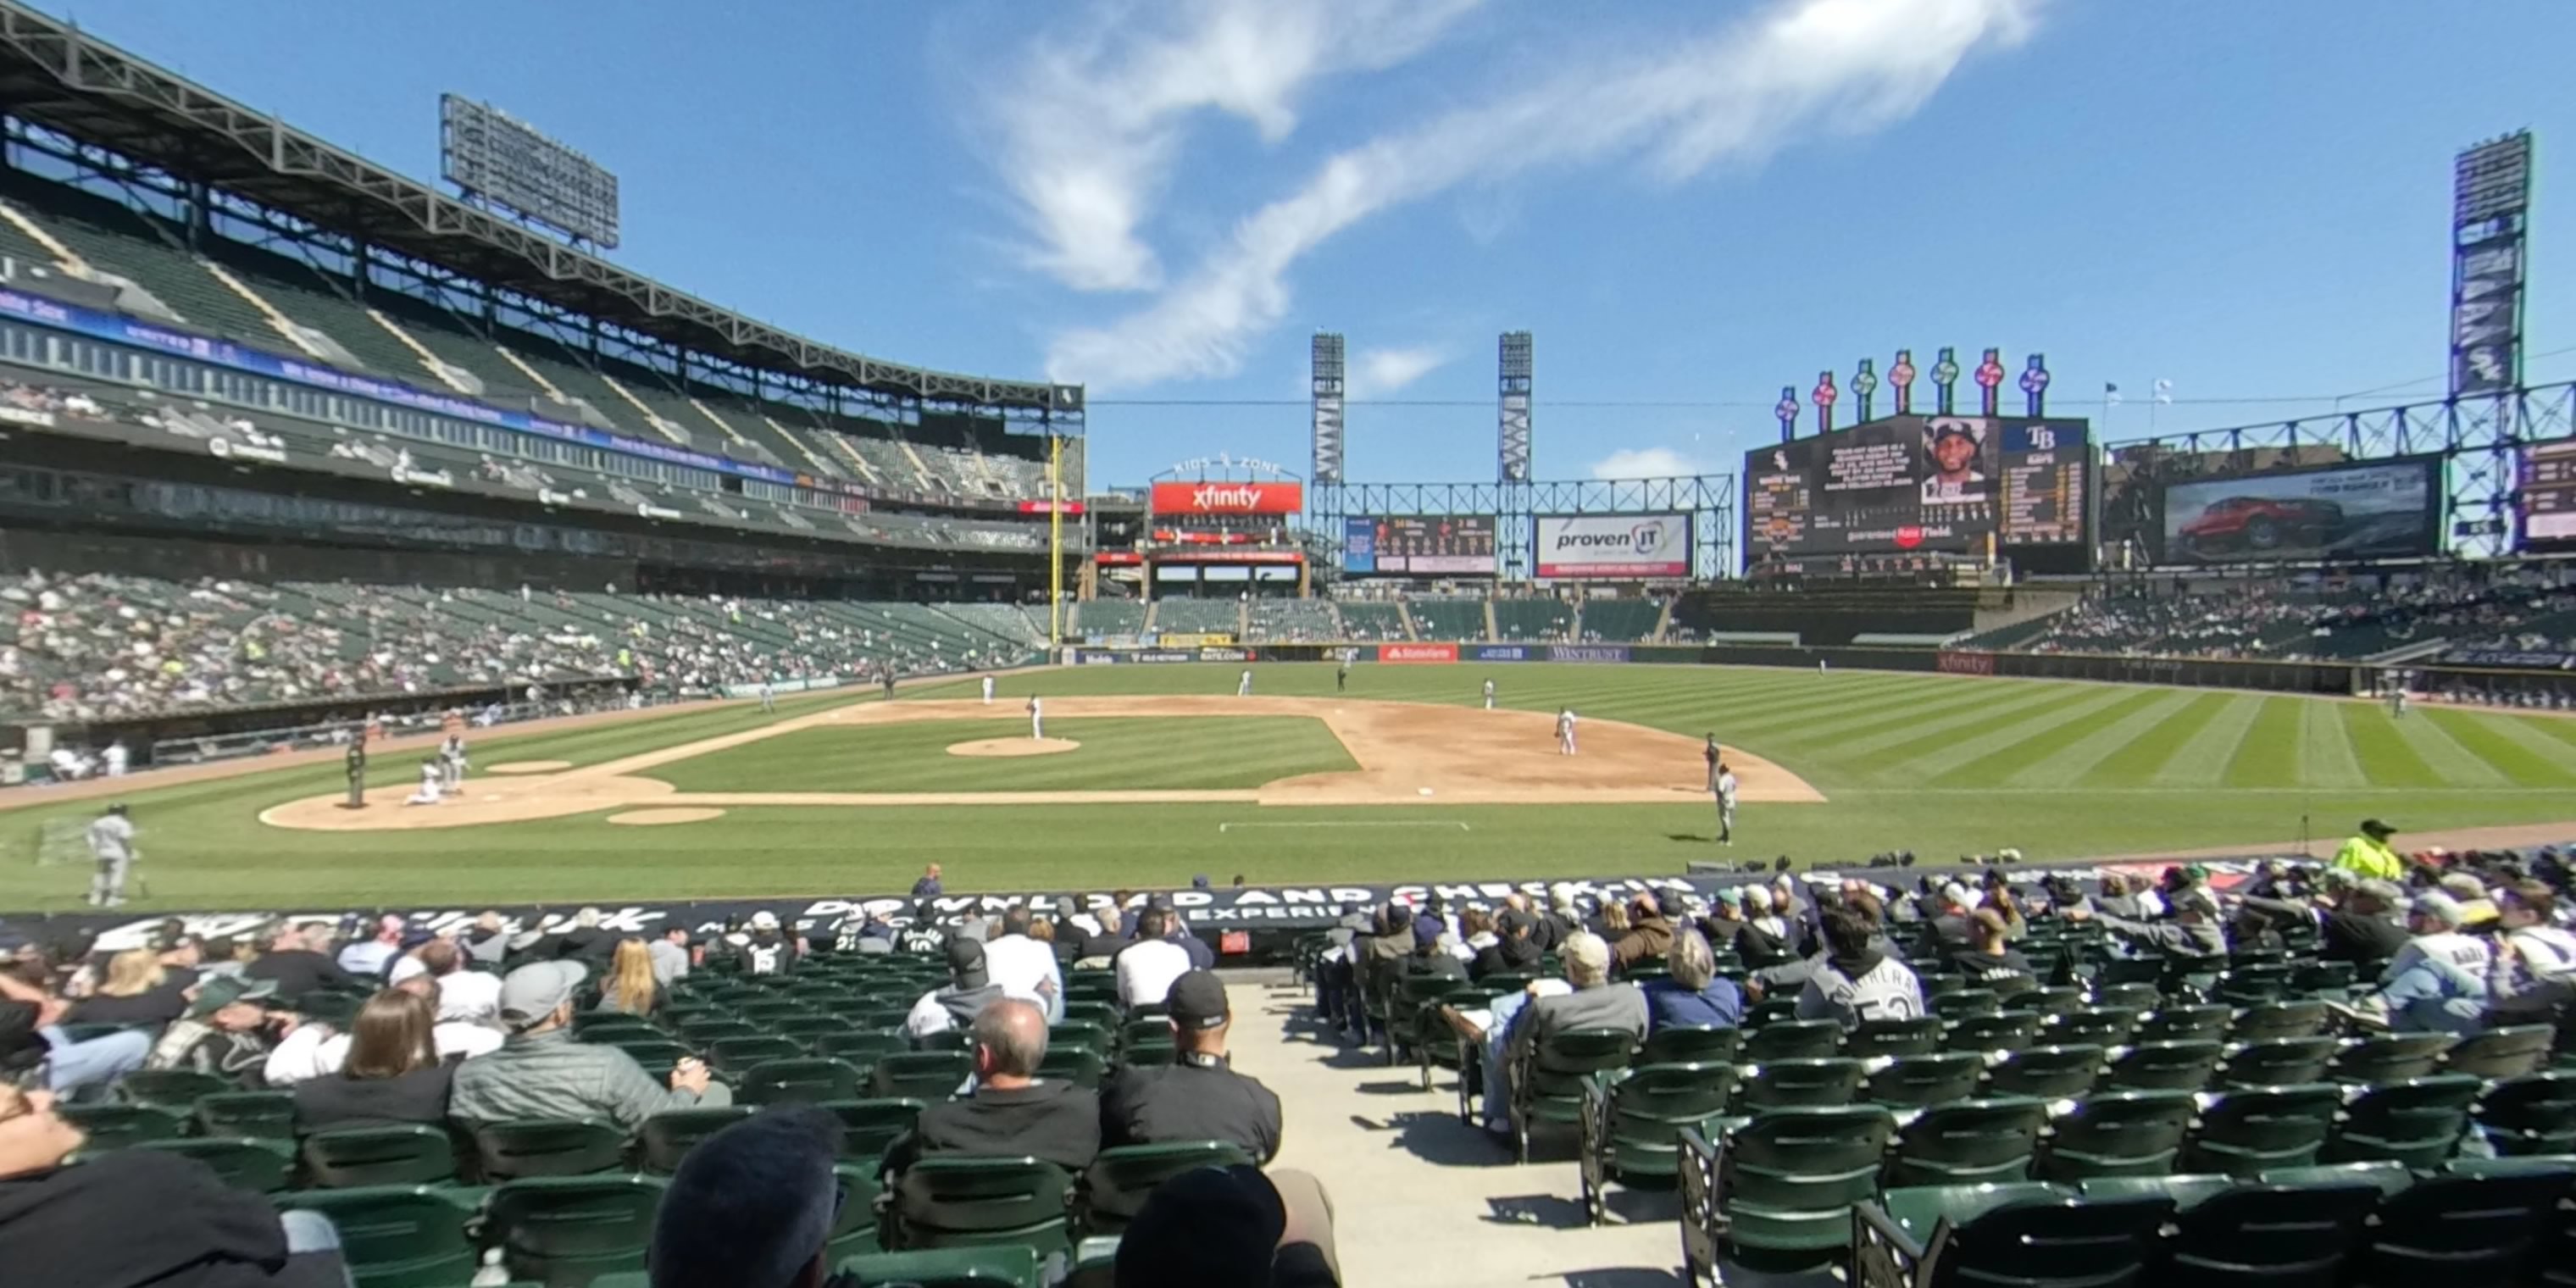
[1935, 688, 2175, 786]
[2506, 713, 2576, 752]
[2340, 701, 2440, 787]
[1706, 677, 1969, 738]
[2393, 709, 2515, 787]
[1830, 683, 2107, 766]
[2420, 708, 2576, 786]
[1739, 677, 2033, 746]
[647, 716, 1356, 793]
[2221, 698, 2305, 787]
[2007, 689, 2206, 788]
[2079, 691, 2230, 786]
[2154, 694, 2268, 788]
[2299, 698, 2368, 790]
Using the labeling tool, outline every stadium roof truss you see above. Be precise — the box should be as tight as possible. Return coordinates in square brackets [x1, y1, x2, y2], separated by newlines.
[0, 2, 1082, 427]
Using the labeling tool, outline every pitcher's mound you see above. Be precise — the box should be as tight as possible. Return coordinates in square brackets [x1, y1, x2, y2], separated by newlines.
[606, 808, 726, 825]
[487, 761, 573, 774]
[948, 737, 1080, 758]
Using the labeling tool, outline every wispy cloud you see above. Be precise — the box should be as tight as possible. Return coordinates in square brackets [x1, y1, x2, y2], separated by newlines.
[1350, 345, 1448, 397]
[1591, 447, 1703, 480]
[1041, 0, 2044, 389]
[981, 0, 1489, 292]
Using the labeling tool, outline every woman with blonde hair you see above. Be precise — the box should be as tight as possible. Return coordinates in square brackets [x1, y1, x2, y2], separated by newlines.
[597, 938, 659, 1017]
[64, 949, 184, 1026]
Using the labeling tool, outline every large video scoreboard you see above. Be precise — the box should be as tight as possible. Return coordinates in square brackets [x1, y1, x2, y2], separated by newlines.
[1342, 514, 1497, 576]
[1745, 414, 2090, 569]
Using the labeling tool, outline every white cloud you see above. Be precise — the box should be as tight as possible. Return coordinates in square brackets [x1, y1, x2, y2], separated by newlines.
[1591, 447, 1702, 480]
[1044, 0, 2044, 389]
[982, 0, 1490, 292]
[1350, 345, 1448, 397]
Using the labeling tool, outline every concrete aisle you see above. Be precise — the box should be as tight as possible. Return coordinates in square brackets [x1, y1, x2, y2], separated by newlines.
[1224, 972, 1689, 1288]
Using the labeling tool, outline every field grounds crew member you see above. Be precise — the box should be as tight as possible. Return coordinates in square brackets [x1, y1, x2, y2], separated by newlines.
[1336, 658, 1349, 692]
[2333, 819, 2404, 882]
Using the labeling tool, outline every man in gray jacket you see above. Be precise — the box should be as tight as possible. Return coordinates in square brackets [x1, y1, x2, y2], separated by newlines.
[450, 960, 730, 1133]
[2074, 886, 2229, 957]
[1440, 931, 1645, 1136]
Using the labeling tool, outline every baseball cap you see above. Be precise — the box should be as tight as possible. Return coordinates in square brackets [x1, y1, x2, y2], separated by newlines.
[945, 935, 987, 979]
[2361, 819, 2396, 838]
[185, 975, 277, 1019]
[1167, 970, 1230, 1030]
[749, 910, 780, 930]
[498, 960, 588, 1028]
[1115, 1164, 1286, 1288]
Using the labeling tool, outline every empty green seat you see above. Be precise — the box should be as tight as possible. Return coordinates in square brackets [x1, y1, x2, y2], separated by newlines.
[470, 1119, 627, 1180]
[2440, 1024, 2554, 1080]
[2184, 1084, 2344, 1177]
[1740, 1019, 1842, 1062]
[1080, 1141, 1253, 1235]
[132, 1137, 293, 1192]
[1855, 1183, 2171, 1288]
[1577, 1061, 1735, 1224]
[708, 1035, 805, 1073]
[277, 1185, 479, 1288]
[483, 1174, 667, 1286]
[1682, 1107, 1896, 1269]
[836, 1245, 1043, 1288]
[2329, 1033, 2451, 1085]
[874, 1051, 972, 1101]
[2354, 1159, 2576, 1286]
[2043, 1006, 2144, 1048]
[1944, 1010, 2040, 1054]
[2325, 1074, 2481, 1169]
[2037, 1090, 2198, 1181]
[1639, 1024, 1740, 1067]
[58, 1102, 186, 1149]
[890, 1156, 1075, 1257]
[738, 1057, 866, 1105]
[2229, 1000, 2329, 1042]
[2214, 1036, 2339, 1090]
[192, 1091, 296, 1140]
[2130, 1004, 2229, 1045]
[1981, 1044, 2103, 1100]
[301, 1124, 462, 1189]
[2473, 1070, 2576, 1156]
[115, 1069, 230, 1109]
[1866, 1052, 1985, 1109]
[1036, 1046, 1106, 1090]
[2100, 1039, 2224, 1091]
[1736, 1058, 1866, 1113]
[1885, 1096, 2048, 1187]
[819, 1097, 926, 1160]
[638, 1106, 755, 1174]
[1843, 1018, 1944, 1060]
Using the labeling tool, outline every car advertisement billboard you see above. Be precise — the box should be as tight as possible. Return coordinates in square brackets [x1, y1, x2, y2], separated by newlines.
[2157, 458, 2441, 564]
[1534, 514, 1691, 579]
[1149, 480, 1303, 515]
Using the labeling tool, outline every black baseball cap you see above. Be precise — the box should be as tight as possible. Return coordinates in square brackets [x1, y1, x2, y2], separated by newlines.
[1115, 1164, 1285, 1288]
[2361, 819, 2396, 838]
[1930, 419, 1978, 442]
[945, 936, 986, 978]
[1167, 970, 1230, 1030]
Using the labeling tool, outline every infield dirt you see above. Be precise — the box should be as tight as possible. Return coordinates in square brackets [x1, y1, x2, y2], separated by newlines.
[258, 695, 1823, 832]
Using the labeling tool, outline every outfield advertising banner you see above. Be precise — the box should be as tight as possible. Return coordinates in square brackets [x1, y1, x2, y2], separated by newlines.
[1149, 480, 1303, 515]
[1468, 644, 1535, 663]
[2157, 458, 2441, 564]
[1535, 514, 1691, 579]
[1551, 645, 1633, 663]
[1380, 642, 1460, 663]
[1068, 648, 1202, 664]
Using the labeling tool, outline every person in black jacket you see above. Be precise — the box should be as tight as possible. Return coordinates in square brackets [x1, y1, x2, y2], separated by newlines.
[881, 998, 1096, 1178]
[242, 922, 358, 1002]
[2240, 877, 2410, 969]
[292, 990, 454, 1134]
[1100, 972, 1282, 1163]
[1471, 913, 1544, 981]
[0, 1082, 352, 1286]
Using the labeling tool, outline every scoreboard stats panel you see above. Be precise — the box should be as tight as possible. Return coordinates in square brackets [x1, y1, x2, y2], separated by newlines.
[1744, 415, 2090, 559]
[2518, 438, 2576, 552]
[1342, 515, 1496, 575]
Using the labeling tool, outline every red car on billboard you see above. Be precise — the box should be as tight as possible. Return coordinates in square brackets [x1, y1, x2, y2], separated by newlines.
[2174, 494, 2346, 556]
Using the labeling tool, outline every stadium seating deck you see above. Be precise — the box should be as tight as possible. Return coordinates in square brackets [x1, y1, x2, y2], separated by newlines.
[1074, 601, 1146, 638]
[1247, 599, 1340, 643]
[1152, 598, 1241, 636]
[1335, 601, 1408, 641]
[1493, 598, 1574, 641]
[1406, 597, 1488, 641]
[1576, 598, 1663, 642]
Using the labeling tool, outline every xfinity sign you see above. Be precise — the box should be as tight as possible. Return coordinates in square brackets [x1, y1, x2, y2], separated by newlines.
[1534, 514, 1691, 579]
[1149, 480, 1304, 515]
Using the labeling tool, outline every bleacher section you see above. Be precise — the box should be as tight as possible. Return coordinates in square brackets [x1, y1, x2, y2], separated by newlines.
[1246, 599, 1339, 643]
[1576, 599, 1663, 643]
[1492, 598, 1573, 642]
[1152, 598, 1241, 636]
[1074, 601, 1146, 638]
[1335, 602, 1408, 641]
[1674, 587, 1979, 647]
[1406, 597, 1488, 641]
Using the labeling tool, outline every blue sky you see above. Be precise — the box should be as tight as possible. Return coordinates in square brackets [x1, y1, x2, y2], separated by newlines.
[42, 0, 2574, 487]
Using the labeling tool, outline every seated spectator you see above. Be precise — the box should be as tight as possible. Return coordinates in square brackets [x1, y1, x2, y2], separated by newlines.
[1459, 908, 1499, 963]
[733, 911, 797, 976]
[1439, 931, 1646, 1137]
[1796, 904, 1925, 1030]
[336, 915, 405, 979]
[646, 1106, 841, 1288]
[1402, 924, 1468, 985]
[1163, 906, 1215, 971]
[558, 908, 619, 963]
[0, 966, 150, 1095]
[459, 911, 512, 967]
[449, 961, 730, 1132]
[1471, 912, 1543, 981]
[911, 864, 944, 900]
[152, 932, 204, 991]
[2492, 880, 2576, 1000]
[1736, 885, 1795, 968]
[2240, 872, 2409, 969]
[1912, 883, 1979, 961]
[1946, 910, 2035, 992]
[243, 922, 358, 1001]
[647, 924, 694, 983]
[2440, 872, 2501, 927]
[2360, 891, 2491, 1035]
[1115, 908, 1194, 1011]
[263, 974, 500, 1085]
[2074, 886, 2229, 957]
[904, 938, 1008, 1041]
[1611, 892, 1675, 975]
[291, 989, 454, 1132]
[596, 939, 660, 1018]
[1115, 1163, 1339, 1288]
[1641, 930, 1742, 1032]
[391, 940, 499, 1023]
[146, 977, 291, 1087]
[64, 949, 187, 1028]
[1101, 971, 1282, 1163]
[981, 907, 1064, 1022]
[883, 997, 1098, 1174]
[0, 1083, 353, 1288]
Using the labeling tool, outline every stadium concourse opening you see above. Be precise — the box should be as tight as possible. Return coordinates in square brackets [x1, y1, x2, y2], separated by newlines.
[255, 695, 1824, 831]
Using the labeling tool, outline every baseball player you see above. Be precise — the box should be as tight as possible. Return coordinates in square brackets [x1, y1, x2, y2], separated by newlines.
[1027, 694, 1045, 741]
[1556, 707, 1578, 756]
[758, 680, 777, 713]
[86, 803, 136, 908]
[1482, 678, 1496, 711]
[981, 675, 996, 705]
[439, 730, 469, 796]
[405, 758, 445, 806]
[1335, 658, 1350, 692]
[1237, 668, 1253, 697]
[882, 671, 898, 702]
[1713, 760, 1739, 846]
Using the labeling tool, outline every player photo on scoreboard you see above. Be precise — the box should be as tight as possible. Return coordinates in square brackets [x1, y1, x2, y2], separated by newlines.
[1920, 417, 1992, 505]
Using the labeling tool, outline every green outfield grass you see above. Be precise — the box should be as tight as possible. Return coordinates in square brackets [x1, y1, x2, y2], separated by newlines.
[648, 716, 1357, 793]
[2, 662, 2570, 911]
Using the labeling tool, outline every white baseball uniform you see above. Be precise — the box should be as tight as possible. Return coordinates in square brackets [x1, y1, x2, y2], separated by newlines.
[1028, 696, 1044, 740]
[982, 675, 996, 705]
[407, 761, 444, 806]
[1557, 709, 1577, 755]
[1715, 769, 1739, 843]
[1482, 680, 1496, 711]
[1238, 669, 1252, 697]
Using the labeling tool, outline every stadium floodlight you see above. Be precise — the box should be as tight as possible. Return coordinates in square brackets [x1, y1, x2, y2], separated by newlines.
[1311, 333, 1346, 485]
[2454, 131, 2534, 225]
[1498, 332, 1533, 483]
[440, 94, 621, 249]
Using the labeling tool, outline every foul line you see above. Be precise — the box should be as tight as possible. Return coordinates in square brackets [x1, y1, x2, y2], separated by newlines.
[1219, 820, 1471, 833]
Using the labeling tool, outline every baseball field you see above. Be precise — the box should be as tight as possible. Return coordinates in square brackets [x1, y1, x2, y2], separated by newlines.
[4, 661, 2573, 912]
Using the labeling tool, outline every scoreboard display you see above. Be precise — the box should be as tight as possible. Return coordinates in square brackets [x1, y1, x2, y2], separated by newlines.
[1745, 414, 2090, 562]
[1343, 514, 1496, 576]
[2518, 438, 2576, 552]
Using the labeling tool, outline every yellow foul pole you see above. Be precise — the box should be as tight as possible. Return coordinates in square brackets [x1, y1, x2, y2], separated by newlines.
[1048, 434, 1064, 650]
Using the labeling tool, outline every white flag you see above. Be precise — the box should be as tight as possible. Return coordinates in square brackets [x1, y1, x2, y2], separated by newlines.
[2152, 378, 2174, 404]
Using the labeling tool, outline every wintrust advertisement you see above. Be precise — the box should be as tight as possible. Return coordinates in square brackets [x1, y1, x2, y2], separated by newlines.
[1534, 514, 1691, 579]
[1150, 481, 1304, 515]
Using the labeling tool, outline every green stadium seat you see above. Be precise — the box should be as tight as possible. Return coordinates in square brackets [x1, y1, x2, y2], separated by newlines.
[2440, 1024, 2555, 1080]
[1981, 1044, 2103, 1100]
[1507, 1027, 1636, 1163]
[192, 1091, 295, 1140]
[874, 1052, 972, 1101]
[1740, 1019, 1842, 1062]
[814, 1030, 907, 1069]
[2213, 1036, 2340, 1090]
[2474, 1071, 2576, 1156]
[2041, 1006, 2144, 1048]
[1035, 1046, 1106, 1090]
[1679, 1106, 1896, 1269]
[836, 1246, 1043, 1288]
[637, 1106, 754, 1174]
[2100, 1039, 2224, 1091]
[2036, 1090, 2198, 1182]
[131, 1137, 293, 1192]
[276, 1185, 480, 1288]
[1576, 1062, 1735, 1224]
[2228, 999, 2330, 1042]
[2354, 1158, 2576, 1285]
[2324, 1074, 2482, 1169]
[819, 1097, 926, 1160]
[300, 1124, 463, 1189]
[2329, 1033, 2452, 1085]
[890, 1156, 1075, 1257]
[708, 1035, 806, 1074]
[1736, 1057, 1866, 1113]
[1853, 1184, 2170, 1288]
[737, 1057, 867, 1105]
[115, 1069, 230, 1109]
[58, 1102, 186, 1149]
[482, 1174, 667, 1286]
[1944, 1009, 2040, 1053]
[2130, 1004, 2230, 1045]
[1080, 1141, 1254, 1235]
[1884, 1096, 2048, 1188]
[1638, 1024, 1740, 1067]
[1843, 1017, 1943, 1059]
[470, 1119, 627, 1181]
[2183, 1084, 2345, 1177]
